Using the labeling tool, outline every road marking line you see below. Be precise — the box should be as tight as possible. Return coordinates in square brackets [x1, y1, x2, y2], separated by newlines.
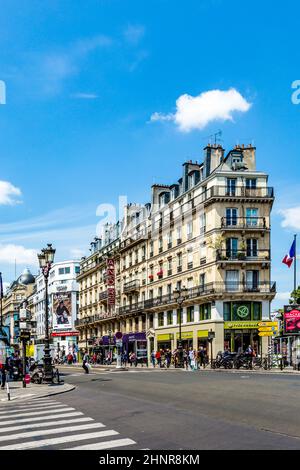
[0, 407, 74, 419]
[0, 417, 93, 434]
[67, 438, 136, 450]
[0, 404, 66, 414]
[1, 411, 83, 425]
[0, 422, 106, 442]
[0, 430, 119, 450]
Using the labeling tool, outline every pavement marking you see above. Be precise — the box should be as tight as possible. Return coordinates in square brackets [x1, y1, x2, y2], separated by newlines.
[0, 422, 106, 442]
[0, 429, 119, 450]
[0, 417, 93, 434]
[68, 438, 136, 450]
[0, 404, 67, 414]
[1, 411, 83, 425]
[0, 407, 75, 419]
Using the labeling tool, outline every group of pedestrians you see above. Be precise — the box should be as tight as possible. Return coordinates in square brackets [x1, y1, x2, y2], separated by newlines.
[0, 352, 22, 388]
[151, 347, 208, 370]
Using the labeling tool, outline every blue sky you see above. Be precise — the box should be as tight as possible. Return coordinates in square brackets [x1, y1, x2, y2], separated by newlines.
[0, 0, 299, 308]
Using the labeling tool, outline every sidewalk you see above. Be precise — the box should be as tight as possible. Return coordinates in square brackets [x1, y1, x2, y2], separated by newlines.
[0, 380, 75, 404]
[62, 363, 300, 375]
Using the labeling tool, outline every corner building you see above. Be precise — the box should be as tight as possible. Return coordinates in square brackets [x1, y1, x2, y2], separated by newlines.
[76, 144, 276, 360]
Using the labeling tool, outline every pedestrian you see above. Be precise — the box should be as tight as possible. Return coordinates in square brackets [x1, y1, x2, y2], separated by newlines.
[155, 350, 161, 368]
[0, 359, 6, 389]
[151, 350, 156, 368]
[188, 348, 195, 371]
[165, 349, 171, 368]
[82, 350, 90, 374]
[198, 346, 205, 369]
[183, 349, 188, 370]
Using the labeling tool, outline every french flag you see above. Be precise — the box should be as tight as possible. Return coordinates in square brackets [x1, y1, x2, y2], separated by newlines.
[282, 239, 296, 268]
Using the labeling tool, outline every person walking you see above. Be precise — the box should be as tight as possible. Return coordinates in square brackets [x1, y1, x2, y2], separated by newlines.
[198, 346, 205, 369]
[155, 350, 161, 368]
[165, 349, 171, 368]
[82, 350, 90, 374]
[151, 350, 156, 368]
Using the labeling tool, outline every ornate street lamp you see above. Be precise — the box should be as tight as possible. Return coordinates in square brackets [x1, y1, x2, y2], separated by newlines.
[173, 285, 188, 368]
[38, 244, 56, 383]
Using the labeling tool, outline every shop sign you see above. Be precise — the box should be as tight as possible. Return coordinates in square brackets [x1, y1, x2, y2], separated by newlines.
[197, 330, 209, 338]
[236, 305, 250, 319]
[258, 331, 274, 337]
[224, 321, 260, 329]
[106, 259, 115, 306]
[283, 305, 300, 335]
[146, 328, 155, 338]
[175, 331, 193, 339]
[157, 334, 174, 341]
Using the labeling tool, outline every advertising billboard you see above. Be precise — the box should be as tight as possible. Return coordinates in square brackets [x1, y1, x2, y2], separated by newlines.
[53, 292, 73, 330]
[284, 305, 300, 335]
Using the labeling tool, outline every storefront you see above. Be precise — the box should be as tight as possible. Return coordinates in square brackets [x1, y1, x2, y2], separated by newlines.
[176, 331, 193, 350]
[223, 301, 263, 354]
[197, 330, 209, 352]
[224, 321, 260, 354]
[157, 333, 174, 351]
[123, 332, 147, 361]
[52, 331, 79, 359]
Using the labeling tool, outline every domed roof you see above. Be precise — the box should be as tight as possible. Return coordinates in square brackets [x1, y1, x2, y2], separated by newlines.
[18, 268, 35, 286]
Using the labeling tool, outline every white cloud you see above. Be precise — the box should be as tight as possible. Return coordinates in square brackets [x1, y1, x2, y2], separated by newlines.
[70, 248, 86, 259]
[123, 25, 145, 45]
[0, 181, 22, 205]
[280, 206, 300, 230]
[275, 292, 291, 301]
[0, 244, 37, 265]
[151, 88, 251, 132]
[71, 92, 98, 100]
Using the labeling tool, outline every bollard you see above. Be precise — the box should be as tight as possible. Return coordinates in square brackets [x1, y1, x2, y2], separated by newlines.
[6, 373, 10, 401]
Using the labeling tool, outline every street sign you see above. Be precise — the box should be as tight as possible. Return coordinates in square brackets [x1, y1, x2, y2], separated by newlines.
[258, 331, 274, 337]
[258, 326, 278, 332]
[258, 321, 278, 327]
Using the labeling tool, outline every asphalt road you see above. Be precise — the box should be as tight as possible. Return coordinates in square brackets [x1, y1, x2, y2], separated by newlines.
[52, 366, 300, 450]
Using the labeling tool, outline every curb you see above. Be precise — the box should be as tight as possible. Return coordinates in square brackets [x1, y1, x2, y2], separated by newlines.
[1, 383, 76, 404]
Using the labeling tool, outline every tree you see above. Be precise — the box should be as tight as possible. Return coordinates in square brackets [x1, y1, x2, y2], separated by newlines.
[289, 286, 300, 305]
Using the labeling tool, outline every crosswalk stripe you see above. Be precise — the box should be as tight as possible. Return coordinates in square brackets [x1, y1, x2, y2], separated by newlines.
[68, 438, 136, 450]
[0, 417, 93, 434]
[0, 422, 106, 442]
[0, 407, 75, 419]
[0, 404, 67, 414]
[0, 429, 119, 450]
[1, 411, 83, 426]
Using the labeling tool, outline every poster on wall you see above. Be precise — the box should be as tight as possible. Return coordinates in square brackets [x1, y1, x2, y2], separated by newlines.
[284, 305, 300, 335]
[53, 292, 73, 330]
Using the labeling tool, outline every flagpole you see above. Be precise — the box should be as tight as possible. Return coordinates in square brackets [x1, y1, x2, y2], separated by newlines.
[294, 234, 297, 292]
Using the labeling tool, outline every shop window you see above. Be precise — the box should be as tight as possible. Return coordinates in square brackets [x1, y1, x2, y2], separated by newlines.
[187, 306, 194, 322]
[167, 310, 173, 325]
[158, 312, 164, 327]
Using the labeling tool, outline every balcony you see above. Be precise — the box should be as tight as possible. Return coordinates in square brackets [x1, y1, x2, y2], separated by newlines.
[204, 186, 274, 206]
[216, 249, 270, 263]
[123, 279, 140, 293]
[99, 291, 108, 303]
[221, 217, 268, 230]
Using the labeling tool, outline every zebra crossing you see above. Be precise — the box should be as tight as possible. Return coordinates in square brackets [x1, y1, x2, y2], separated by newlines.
[0, 397, 137, 450]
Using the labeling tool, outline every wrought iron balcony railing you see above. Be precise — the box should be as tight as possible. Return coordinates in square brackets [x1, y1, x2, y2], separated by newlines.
[117, 281, 276, 314]
[123, 279, 140, 293]
[221, 217, 268, 229]
[216, 249, 270, 262]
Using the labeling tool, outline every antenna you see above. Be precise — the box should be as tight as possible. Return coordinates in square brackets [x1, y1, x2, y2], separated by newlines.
[203, 129, 223, 145]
